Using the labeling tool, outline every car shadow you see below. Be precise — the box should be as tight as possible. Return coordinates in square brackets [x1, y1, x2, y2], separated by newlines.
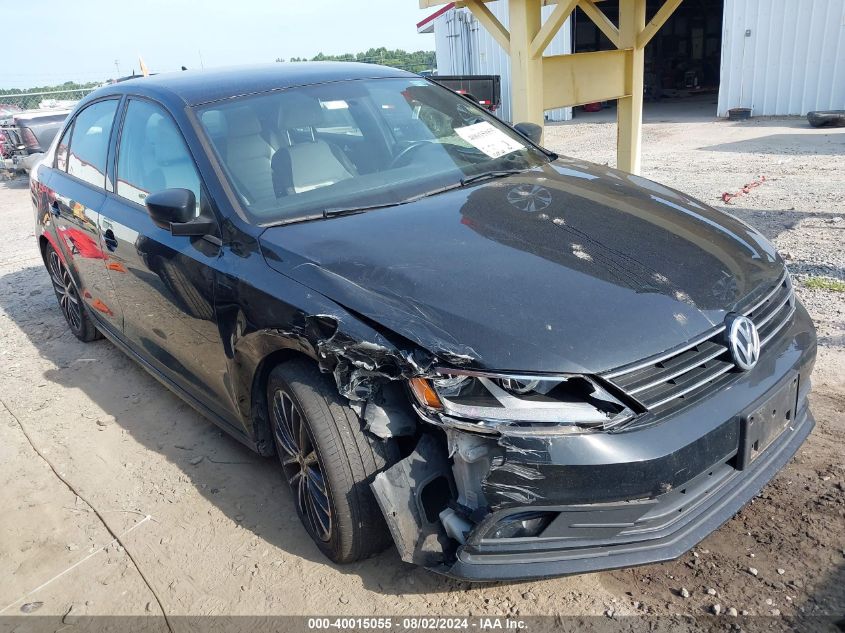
[800, 561, 845, 628]
[2, 175, 30, 189]
[700, 132, 845, 156]
[0, 262, 489, 596]
[721, 207, 844, 241]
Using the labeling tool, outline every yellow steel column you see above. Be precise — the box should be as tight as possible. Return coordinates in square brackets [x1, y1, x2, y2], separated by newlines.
[617, 0, 646, 174]
[508, 0, 544, 130]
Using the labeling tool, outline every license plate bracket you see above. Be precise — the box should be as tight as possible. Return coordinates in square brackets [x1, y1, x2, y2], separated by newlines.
[737, 373, 799, 469]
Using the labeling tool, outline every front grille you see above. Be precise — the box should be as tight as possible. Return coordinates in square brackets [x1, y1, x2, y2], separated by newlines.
[602, 272, 794, 413]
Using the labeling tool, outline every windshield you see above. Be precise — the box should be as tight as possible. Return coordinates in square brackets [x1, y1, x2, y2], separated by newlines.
[195, 77, 551, 224]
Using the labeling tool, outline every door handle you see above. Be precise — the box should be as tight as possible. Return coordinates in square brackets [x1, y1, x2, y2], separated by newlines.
[103, 229, 118, 252]
[50, 201, 61, 217]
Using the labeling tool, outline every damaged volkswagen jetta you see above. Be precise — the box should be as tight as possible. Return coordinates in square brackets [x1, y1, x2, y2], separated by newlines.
[32, 63, 816, 580]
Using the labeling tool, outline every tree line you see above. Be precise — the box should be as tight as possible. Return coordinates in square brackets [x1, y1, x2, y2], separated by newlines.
[278, 47, 435, 73]
[3, 47, 438, 94]
[0, 80, 102, 95]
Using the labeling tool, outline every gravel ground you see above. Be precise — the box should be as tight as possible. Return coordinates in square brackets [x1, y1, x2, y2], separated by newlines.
[0, 110, 842, 631]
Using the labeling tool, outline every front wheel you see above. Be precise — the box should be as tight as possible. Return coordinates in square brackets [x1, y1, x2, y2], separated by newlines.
[45, 243, 101, 342]
[267, 359, 397, 563]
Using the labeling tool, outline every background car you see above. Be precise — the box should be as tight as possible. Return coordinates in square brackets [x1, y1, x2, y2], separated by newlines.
[9, 109, 70, 154]
[2, 109, 69, 175]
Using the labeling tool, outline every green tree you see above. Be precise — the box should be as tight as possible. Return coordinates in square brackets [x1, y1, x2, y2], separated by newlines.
[280, 48, 435, 73]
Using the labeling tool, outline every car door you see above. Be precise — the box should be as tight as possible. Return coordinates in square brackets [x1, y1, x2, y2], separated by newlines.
[49, 98, 124, 331]
[99, 97, 237, 419]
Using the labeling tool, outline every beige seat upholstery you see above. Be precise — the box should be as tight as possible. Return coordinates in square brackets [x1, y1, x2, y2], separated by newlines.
[271, 94, 354, 197]
[223, 107, 275, 204]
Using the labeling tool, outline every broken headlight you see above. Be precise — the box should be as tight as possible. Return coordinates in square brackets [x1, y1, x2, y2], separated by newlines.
[409, 369, 634, 435]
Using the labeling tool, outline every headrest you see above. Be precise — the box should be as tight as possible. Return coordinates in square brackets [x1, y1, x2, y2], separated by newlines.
[200, 110, 228, 138]
[277, 93, 324, 130]
[151, 116, 189, 165]
[224, 107, 262, 137]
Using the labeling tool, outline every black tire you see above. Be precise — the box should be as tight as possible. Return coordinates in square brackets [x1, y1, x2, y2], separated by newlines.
[45, 243, 101, 342]
[267, 359, 396, 563]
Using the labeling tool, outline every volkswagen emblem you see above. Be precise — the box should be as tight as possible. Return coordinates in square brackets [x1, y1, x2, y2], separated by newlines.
[727, 315, 760, 371]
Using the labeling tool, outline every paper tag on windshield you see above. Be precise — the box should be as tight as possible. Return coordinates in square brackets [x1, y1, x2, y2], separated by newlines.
[454, 122, 524, 158]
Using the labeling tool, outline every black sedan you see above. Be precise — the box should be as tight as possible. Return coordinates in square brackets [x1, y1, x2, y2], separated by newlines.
[31, 63, 816, 580]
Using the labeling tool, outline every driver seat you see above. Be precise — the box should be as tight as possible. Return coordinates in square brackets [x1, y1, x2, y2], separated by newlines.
[271, 94, 354, 197]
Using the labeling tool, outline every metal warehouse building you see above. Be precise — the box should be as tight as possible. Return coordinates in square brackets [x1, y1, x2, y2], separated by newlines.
[418, 0, 845, 122]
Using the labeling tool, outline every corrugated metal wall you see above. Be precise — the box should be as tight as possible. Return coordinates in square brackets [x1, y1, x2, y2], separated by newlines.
[718, 0, 845, 116]
[432, 1, 573, 122]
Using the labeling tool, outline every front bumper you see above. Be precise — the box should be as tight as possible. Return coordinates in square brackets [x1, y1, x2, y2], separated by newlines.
[450, 403, 813, 580]
[445, 301, 817, 581]
[372, 301, 816, 581]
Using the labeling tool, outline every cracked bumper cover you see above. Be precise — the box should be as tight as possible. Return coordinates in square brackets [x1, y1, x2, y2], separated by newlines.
[449, 403, 813, 580]
[372, 300, 816, 581]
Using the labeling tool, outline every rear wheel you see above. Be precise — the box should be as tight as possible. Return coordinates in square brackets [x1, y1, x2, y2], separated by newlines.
[267, 359, 396, 563]
[45, 243, 100, 342]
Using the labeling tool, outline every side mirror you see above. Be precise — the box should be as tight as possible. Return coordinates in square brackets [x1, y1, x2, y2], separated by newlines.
[513, 122, 543, 145]
[145, 188, 217, 239]
[145, 188, 196, 225]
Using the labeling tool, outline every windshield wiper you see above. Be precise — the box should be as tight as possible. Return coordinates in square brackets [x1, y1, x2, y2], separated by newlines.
[324, 201, 402, 217]
[267, 202, 402, 227]
[460, 169, 525, 186]
[269, 182, 469, 227]
[265, 170, 527, 228]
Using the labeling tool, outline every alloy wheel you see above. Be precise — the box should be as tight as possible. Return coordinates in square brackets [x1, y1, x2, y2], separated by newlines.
[49, 250, 82, 332]
[271, 389, 332, 542]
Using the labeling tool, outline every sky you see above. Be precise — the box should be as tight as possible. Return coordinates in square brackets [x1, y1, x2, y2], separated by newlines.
[3, 0, 436, 89]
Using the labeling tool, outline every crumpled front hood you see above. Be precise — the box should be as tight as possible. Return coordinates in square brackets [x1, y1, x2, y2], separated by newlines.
[259, 159, 783, 374]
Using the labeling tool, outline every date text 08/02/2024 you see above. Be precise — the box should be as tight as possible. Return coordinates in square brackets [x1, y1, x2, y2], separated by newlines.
[307, 617, 527, 630]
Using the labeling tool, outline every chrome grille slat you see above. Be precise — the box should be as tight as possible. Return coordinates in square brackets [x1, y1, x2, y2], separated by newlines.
[746, 285, 792, 330]
[602, 273, 795, 413]
[603, 326, 725, 380]
[626, 359, 732, 407]
[645, 362, 735, 410]
[622, 344, 728, 395]
[744, 270, 788, 315]
[753, 289, 791, 329]
[760, 303, 795, 347]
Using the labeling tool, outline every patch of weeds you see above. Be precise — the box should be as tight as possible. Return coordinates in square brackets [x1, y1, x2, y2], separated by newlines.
[803, 276, 845, 292]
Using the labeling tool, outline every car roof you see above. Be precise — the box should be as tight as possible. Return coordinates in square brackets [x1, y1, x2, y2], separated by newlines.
[88, 62, 418, 108]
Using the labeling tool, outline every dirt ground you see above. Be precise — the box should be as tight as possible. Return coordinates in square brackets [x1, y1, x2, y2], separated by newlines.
[0, 104, 843, 630]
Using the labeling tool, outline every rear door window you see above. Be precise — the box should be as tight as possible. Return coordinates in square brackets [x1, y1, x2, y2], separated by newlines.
[67, 100, 119, 188]
[116, 99, 201, 210]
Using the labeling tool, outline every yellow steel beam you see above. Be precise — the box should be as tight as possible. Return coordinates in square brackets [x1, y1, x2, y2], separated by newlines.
[616, 0, 646, 174]
[576, 0, 620, 48]
[418, 0, 684, 174]
[508, 0, 545, 128]
[542, 49, 631, 108]
[464, 0, 511, 53]
[529, 0, 578, 59]
[638, 0, 684, 48]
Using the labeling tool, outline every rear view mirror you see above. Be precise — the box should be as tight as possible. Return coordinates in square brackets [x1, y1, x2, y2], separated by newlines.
[145, 188, 196, 225]
[513, 122, 543, 145]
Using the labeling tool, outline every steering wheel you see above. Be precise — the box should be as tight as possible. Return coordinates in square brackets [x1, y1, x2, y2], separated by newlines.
[389, 141, 433, 169]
